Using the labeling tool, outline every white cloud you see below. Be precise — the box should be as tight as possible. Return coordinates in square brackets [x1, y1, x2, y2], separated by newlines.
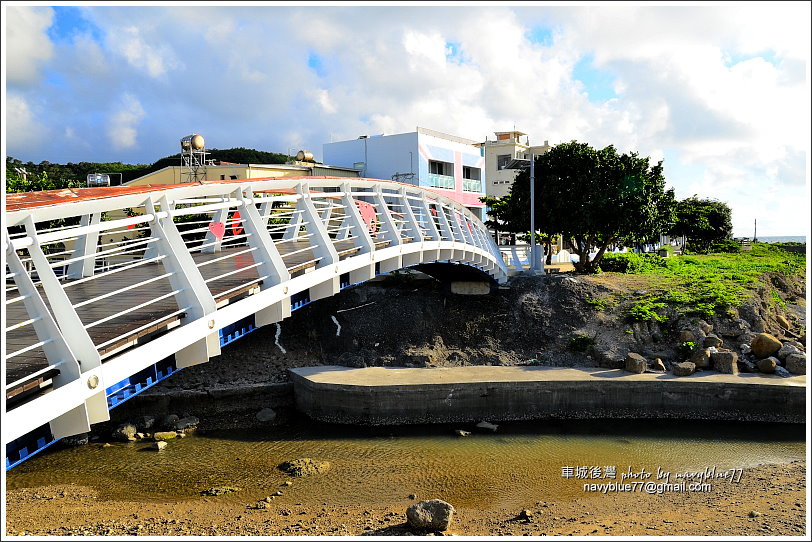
[5, 94, 49, 150]
[107, 94, 145, 150]
[107, 25, 179, 77]
[5, 6, 55, 85]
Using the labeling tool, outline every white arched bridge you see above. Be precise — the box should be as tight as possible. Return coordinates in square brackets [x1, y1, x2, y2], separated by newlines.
[4, 177, 508, 469]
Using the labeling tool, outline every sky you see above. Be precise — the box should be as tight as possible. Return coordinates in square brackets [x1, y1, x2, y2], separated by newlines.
[2, 1, 810, 237]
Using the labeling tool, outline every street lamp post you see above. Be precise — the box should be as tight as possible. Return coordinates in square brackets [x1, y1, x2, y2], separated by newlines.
[529, 153, 545, 275]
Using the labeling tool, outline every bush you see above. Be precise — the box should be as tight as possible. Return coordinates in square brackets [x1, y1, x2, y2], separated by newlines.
[709, 239, 742, 253]
[599, 252, 667, 273]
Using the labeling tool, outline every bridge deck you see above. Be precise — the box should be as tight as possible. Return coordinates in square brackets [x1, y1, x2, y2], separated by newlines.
[5, 238, 373, 397]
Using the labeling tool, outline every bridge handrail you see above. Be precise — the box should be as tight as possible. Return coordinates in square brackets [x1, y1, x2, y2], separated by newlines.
[4, 177, 508, 445]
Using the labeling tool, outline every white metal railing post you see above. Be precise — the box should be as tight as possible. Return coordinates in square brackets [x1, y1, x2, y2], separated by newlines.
[398, 187, 423, 243]
[145, 195, 221, 367]
[297, 182, 339, 268]
[340, 182, 375, 255]
[4, 231, 110, 439]
[66, 212, 101, 278]
[21, 216, 102, 373]
[432, 203, 453, 242]
[417, 198, 441, 241]
[372, 184, 403, 246]
[238, 186, 291, 286]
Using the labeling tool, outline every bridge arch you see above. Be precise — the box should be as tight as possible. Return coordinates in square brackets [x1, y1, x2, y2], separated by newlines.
[4, 176, 507, 464]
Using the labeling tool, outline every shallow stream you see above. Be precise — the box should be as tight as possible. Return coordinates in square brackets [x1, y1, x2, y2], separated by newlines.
[7, 419, 805, 510]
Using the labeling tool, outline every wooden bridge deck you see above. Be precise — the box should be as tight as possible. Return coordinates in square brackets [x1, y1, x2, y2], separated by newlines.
[5, 238, 382, 397]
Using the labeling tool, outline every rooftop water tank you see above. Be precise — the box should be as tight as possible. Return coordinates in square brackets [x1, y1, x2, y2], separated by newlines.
[180, 134, 205, 150]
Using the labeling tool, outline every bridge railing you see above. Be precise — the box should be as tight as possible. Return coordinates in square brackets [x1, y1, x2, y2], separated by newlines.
[4, 176, 507, 447]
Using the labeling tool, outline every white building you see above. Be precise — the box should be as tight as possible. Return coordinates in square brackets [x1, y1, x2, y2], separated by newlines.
[482, 130, 551, 199]
[323, 127, 487, 220]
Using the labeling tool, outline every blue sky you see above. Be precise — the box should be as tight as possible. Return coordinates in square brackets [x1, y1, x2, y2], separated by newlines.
[3, 3, 810, 236]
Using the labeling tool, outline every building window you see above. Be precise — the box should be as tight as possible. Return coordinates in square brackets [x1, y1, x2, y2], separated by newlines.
[463, 166, 481, 192]
[428, 160, 454, 189]
[497, 154, 510, 170]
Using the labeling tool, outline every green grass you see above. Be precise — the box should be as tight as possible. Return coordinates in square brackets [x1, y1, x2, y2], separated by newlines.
[599, 243, 804, 320]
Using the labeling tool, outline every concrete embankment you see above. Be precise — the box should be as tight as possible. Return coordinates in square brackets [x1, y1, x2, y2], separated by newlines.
[289, 365, 806, 424]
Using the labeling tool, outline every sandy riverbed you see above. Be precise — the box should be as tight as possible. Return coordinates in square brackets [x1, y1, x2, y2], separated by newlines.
[5, 460, 806, 537]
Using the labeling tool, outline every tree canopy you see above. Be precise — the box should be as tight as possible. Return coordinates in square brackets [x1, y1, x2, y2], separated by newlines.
[483, 141, 676, 273]
[670, 196, 733, 253]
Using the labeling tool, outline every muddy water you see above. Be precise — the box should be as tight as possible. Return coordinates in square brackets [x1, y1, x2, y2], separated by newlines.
[6, 419, 805, 511]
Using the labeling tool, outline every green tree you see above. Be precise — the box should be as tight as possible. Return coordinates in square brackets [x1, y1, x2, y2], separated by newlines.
[484, 141, 675, 274]
[670, 196, 733, 254]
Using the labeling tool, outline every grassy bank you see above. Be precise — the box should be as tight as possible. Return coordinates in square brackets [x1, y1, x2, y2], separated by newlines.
[589, 243, 806, 325]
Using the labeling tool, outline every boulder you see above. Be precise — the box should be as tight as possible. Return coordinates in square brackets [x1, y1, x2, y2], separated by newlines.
[112, 423, 138, 442]
[679, 330, 696, 343]
[278, 458, 331, 477]
[785, 353, 806, 375]
[650, 358, 667, 372]
[153, 431, 178, 441]
[406, 499, 455, 532]
[152, 441, 167, 451]
[476, 421, 499, 432]
[689, 348, 712, 369]
[134, 415, 156, 431]
[711, 351, 738, 374]
[776, 315, 791, 330]
[255, 408, 277, 423]
[757, 358, 777, 374]
[702, 334, 723, 348]
[774, 366, 791, 378]
[777, 344, 802, 361]
[698, 320, 713, 335]
[784, 339, 805, 351]
[750, 333, 782, 359]
[172, 416, 200, 431]
[672, 362, 696, 377]
[624, 353, 647, 374]
[161, 414, 180, 430]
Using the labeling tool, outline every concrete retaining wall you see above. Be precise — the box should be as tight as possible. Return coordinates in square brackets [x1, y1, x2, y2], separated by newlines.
[289, 366, 806, 424]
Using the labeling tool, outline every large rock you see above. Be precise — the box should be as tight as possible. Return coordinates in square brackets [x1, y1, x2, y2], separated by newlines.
[172, 416, 199, 431]
[406, 499, 455, 532]
[777, 344, 802, 361]
[134, 415, 156, 432]
[757, 358, 777, 374]
[255, 408, 277, 423]
[650, 358, 667, 372]
[698, 320, 713, 335]
[278, 458, 331, 477]
[702, 334, 723, 348]
[153, 431, 178, 441]
[750, 333, 782, 359]
[776, 314, 791, 330]
[679, 330, 696, 343]
[711, 351, 738, 374]
[112, 423, 137, 442]
[624, 353, 647, 374]
[689, 348, 712, 369]
[785, 353, 806, 375]
[672, 362, 696, 377]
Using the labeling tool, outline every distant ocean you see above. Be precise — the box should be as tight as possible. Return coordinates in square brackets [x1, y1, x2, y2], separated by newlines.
[756, 236, 806, 244]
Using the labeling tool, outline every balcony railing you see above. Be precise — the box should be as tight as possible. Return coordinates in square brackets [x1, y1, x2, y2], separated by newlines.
[428, 173, 455, 189]
[463, 178, 482, 192]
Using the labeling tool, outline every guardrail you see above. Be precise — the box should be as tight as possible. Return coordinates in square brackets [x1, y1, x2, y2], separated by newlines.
[3, 176, 508, 464]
